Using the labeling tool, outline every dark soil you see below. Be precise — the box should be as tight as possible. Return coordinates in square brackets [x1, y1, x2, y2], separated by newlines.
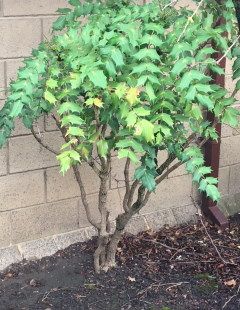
[0, 214, 239, 310]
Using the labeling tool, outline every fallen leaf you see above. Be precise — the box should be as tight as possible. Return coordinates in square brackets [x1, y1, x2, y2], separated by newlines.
[224, 279, 237, 287]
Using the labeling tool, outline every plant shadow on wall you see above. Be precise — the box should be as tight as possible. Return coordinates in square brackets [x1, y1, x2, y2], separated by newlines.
[0, 0, 240, 273]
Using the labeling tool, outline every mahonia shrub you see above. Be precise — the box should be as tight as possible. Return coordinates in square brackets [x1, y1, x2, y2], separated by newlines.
[1, 0, 240, 272]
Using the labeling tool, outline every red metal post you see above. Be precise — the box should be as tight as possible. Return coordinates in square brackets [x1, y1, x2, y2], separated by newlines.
[202, 18, 229, 228]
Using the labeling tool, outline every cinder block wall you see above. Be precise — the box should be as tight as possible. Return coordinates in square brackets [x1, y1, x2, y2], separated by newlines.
[0, 0, 239, 249]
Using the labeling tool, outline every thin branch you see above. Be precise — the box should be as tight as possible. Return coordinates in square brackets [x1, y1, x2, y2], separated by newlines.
[217, 35, 240, 64]
[222, 284, 240, 309]
[163, 0, 179, 10]
[123, 158, 131, 212]
[177, 0, 204, 42]
[73, 165, 100, 229]
[127, 179, 139, 209]
[31, 127, 59, 155]
[51, 114, 100, 229]
[191, 196, 236, 266]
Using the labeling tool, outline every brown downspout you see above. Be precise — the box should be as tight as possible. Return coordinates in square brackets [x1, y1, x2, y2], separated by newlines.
[202, 16, 229, 228]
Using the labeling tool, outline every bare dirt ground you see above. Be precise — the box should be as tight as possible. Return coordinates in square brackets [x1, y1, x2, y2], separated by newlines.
[0, 214, 239, 310]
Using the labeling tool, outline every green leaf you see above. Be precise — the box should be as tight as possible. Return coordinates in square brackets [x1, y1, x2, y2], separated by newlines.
[52, 16, 66, 31]
[126, 111, 137, 127]
[118, 149, 139, 164]
[133, 48, 160, 61]
[111, 48, 124, 67]
[58, 102, 82, 115]
[222, 107, 239, 127]
[66, 127, 85, 137]
[160, 113, 174, 127]
[179, 71, 208, 90]
[206, 184, 221, 202]
[171, 57, 192, 76]
[105, 60, 116, 77]
[116, 139, 144, 153]
[192, 105, 203, 120]
[115, 83, 127, 99]
[145, 82, 156, 101]
[88, 70, 107, 89]
[61, 115, 83, 126]
[46, 78, 58, 89]
[134, 107, 150, 117]
[134, 166, 156, 191]
[135, 119, 154, 142]
[233, 68, 240, 80]
[197, 94, 214, 110]
[70, 73, 82, 89]
[97, 140, 108, 158]
[186, 86, 196, 101]
[44, 90, 57, 104]
[69, 0, 81, 6]
[170, 42, 192, 57]
[9, 101, 23, 117]
[141, 34, 163, 47]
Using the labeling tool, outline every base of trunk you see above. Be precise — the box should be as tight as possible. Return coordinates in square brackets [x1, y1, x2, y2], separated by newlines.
[94, 230, 122, 273]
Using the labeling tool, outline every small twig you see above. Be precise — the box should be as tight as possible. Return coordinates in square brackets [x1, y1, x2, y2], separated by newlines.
[177, 0, 204, 42]
[139, 237, 179, 251]
[163, 0, 179, 10]
[191, 196, 236, 266]
[31, 127, 59, 155]
[138, 281, 189, 296]
[217, 35, 240, 64]
[222, 284, 240, 309]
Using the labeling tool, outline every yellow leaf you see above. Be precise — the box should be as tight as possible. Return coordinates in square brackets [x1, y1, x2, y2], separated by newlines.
[224, 279, 237, 287]
[93, 98, 103, 107]
[126, 87, 140, 105]
[127, 276, 136, 282]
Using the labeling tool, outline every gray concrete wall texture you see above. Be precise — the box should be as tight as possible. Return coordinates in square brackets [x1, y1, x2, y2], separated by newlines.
[0, 0, 239, 251]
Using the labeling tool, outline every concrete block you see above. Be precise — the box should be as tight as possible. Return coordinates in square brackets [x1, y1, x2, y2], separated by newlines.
[79, 189, 123, 228]
[3, 0, 70, 16]
[18, 237, 58, 260]
[172, 204, 197, 224]
[0, 18, 41, 58]
[85, 226, 98, 239]
[125, 215, 148, 235]
[53, 228, 89, 250]
[0, 246, 22, 271]
[221, 125, 232, 138]
[220, 135, 240, 167]
[46, 167, 80, 202]
[0, 212, 11, 248]
[168, 160, 188, 178]
[0, 61, 5, 99]
[218, 194, 240, 216]
[0, 146, 7, 176]
[6, 58, 24, 86]
[9, 131, 63, 173]
[11, 117, 45, 137]
[144, 209, 177, 231]
[175, 0, 196, 10]
[229, 164, 240, 195]
[47, 164, 100, 203]
[11, 198, 79, 243]
[42, 17, 57, 40]
[141, 174, 193, 214]
[157, 150, 168, 167]
[218, 166, 230, 196]
[44, 114, 59, 131]
[0, 170, 45, 212]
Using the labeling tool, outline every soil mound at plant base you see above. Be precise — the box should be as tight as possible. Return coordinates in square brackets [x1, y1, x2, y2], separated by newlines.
[0, 215, 239, 310]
